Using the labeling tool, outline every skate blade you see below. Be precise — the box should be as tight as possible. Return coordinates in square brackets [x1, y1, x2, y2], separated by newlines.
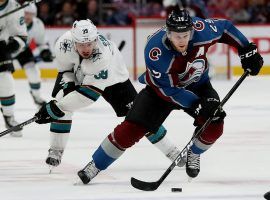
[188, 176, 193, 182]
[48, 165, 55, 174]
[73, 178, 84, 186]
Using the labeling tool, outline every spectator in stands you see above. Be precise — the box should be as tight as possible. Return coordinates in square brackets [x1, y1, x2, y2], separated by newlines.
[37, 1, 54, 25]
[227, 1, 250, 23]
[85, 0, 101, 25]
[106, 0, 132, 25]
[55, 1, 78, 26]
[141, 0, 165, 17]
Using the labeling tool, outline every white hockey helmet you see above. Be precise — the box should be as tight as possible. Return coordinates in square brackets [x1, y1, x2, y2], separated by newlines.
[71, 19, 98, 43]
[24, 4, 37, 16]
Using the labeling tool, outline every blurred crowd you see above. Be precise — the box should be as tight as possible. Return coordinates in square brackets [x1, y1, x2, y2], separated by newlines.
[29, 0, 270, 26]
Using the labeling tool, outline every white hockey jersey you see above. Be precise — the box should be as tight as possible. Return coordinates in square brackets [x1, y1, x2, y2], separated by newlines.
[54, 31, 130, 112]
[26, 17, 49, 53]
[0, 0, 27, 48]
[54, 30, 129, 91]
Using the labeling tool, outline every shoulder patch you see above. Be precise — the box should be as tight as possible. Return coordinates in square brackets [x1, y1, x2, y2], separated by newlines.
[193, 20, 205, 31]
[149, 47, 162, 61]
[59, 39, 73, 53]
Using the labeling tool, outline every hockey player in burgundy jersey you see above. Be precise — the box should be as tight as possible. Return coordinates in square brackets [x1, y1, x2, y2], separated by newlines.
[74, 10, 263, 184]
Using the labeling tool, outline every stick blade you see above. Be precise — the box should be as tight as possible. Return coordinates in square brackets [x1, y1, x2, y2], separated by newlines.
[130, 177, 160, 191]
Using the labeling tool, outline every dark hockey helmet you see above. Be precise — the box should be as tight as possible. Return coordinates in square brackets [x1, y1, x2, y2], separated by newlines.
[166, 10, 193, 32]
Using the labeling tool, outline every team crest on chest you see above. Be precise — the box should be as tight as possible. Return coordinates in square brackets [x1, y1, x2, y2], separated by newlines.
[60, 39, 72, 53]
[149, 47, 162, 61]
[177, 59, 206, 87]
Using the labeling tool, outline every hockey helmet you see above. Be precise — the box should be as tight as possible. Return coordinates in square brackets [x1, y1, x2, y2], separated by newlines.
[166, 9, 193, 32]
[71, 19, 98, 43]
[24, 4, 37, 16]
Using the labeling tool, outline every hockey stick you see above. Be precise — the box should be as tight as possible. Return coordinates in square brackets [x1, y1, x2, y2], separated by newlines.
[0, 0, 42, 19]
[0, 116, 38, 137]
[131, 70, 251, 191]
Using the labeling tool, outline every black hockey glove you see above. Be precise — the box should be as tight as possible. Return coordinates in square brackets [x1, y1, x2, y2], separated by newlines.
[195, 97, 226, 125]
[63, 82, 76, 96]
[35, 100, 65, 124]
[0, 40, 13, 70]
[238, 42, 264, 76]
[6, 37, 20, 53]
[40, 49, 53, 62]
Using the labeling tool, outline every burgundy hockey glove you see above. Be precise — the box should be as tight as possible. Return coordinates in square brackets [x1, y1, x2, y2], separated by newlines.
[238, 42, 264, 76]
[35, 100, 65, 124]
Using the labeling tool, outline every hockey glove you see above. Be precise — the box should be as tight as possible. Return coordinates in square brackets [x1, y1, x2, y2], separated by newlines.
[6, 37, 20, 53]
[35, 100, 65, 124]
[40, 49, 53, 62]
[0, 40, 14, 70]
[238, 42, 264, 76]
[63, 82, 76, 96]
[194, 97, 226, 126]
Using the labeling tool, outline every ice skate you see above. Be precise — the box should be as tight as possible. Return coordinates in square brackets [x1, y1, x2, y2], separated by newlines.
[186, 149, 200, 178]
[166, 146, 186, 167]
[46, 148, 63, 173]
[77, 160, 100, 184]
[2, 114, 23, 137]
[30, 91, 46, 108]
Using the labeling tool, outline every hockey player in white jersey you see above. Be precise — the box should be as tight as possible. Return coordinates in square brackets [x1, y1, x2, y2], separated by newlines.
[34, 19, 183, 170]
[15, 4, 52, 107]
[0, 0, 27, 137]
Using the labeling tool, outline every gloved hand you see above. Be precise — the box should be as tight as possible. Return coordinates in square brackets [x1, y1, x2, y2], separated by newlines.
[194, 97, 226, 126]
[6, 37, 20, 53]
[238, 42, 264, 76]
[63, 82, 76, 96]
[35, 100, 65, 124]
[40, 49, 53, 62]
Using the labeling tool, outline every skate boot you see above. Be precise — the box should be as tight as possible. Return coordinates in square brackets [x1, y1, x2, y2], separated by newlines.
[46, 148, 64, 167]
[77, 160, 100, 184]
[3, 114, 23, 137]
[30, 91, 46, 108]
[166, 146, 187, 167]
[186, 149, 200, 178]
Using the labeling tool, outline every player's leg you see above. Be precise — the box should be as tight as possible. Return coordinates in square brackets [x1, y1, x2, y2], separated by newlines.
[186, 81, 226, 178]
[78, 86, 178, 184]
[46, 112, 72, 169]
[102, 79, 183, 165]
[45, 75, 72, 168]
[0, 44, 22, 137]
[17, 47, 46, 107]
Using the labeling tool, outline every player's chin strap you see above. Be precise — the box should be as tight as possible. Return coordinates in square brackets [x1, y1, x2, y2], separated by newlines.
[0, 116, 39, 137]
[0, 0, 42, 19]
[130, 69, 251, 191]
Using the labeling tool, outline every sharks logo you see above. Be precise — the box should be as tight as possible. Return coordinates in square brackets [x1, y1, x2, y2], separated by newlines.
[60, 39, 72, 53]
[177, 59, 206, 87]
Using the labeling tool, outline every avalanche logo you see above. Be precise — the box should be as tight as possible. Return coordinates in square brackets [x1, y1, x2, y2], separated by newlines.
[149, 47, 161, 61]
[177, 59, 205, 87]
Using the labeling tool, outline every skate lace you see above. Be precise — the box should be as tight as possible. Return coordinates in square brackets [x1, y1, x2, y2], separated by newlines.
[187, 150, 200, 169]
[48, 149, 63, 160]
[84, 161, 100, 179]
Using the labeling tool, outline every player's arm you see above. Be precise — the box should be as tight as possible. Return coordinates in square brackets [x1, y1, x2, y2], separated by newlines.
[6, 5, 27, 54]
[34, 19, 53, 62]
[35, 75, 103, 124]
[212, 19, 264, 75]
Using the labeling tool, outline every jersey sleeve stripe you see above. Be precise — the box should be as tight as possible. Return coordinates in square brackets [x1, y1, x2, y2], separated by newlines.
[76, 86, 101, 101]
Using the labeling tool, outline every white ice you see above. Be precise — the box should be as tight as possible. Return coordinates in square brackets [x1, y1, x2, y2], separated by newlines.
[0, 77, 270, 200]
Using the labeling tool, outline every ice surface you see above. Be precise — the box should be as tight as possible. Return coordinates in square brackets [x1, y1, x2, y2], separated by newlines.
[0, 77, 270, 200]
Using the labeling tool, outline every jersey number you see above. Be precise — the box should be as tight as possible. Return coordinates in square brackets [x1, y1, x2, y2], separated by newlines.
[94, 70, 108, 79]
